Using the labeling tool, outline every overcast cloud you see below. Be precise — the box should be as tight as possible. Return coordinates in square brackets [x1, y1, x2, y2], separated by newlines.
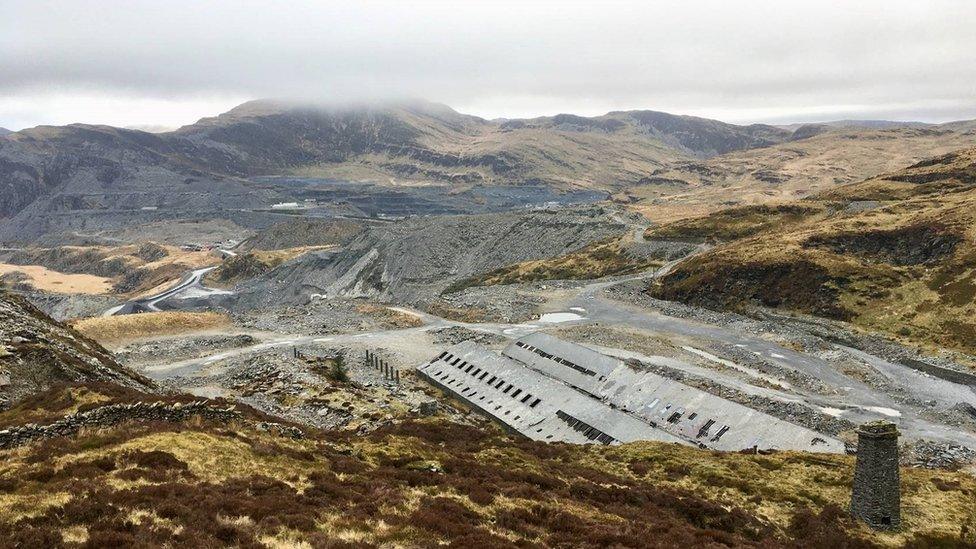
[2, 0, 975, 130]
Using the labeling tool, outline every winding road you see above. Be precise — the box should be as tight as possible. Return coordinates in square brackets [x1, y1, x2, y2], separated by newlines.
[103, 266, 228, 316]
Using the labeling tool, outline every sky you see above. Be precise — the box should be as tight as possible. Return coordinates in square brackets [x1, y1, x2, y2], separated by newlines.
[2, 0, 975, 131]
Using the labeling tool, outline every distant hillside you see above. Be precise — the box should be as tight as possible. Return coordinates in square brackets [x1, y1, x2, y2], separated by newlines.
[0, 128, 11, 137]
[777, 119, 933, 131]
[648, 146, 976, 354]
[0, 291, 153, 405]
[625, 123, 976, 222]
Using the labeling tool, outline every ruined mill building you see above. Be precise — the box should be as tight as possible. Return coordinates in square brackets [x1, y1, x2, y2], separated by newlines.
[417, 333, 844, 452]
[850, 421, 901, 529]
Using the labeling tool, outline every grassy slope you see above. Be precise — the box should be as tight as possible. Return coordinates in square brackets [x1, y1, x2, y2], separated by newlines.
[649, 147, 976, 354]
[0, 384, 974, 547]
[446, 236, 661, 292]
[241, 217, 365, 252]
[203, 249, 315, 288]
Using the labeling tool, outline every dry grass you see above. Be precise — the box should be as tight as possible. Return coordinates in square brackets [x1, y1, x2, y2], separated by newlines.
[448, 237, 659, 292]
[424, 301, 492, 323]
[0, 386, 973, 548]
[62, 430, 321, 486]
[0, 263, 113, 294]
[0, 243, 223, 297]
[353, 303, 424, 329]
[71, 311, 231, 344]
[625, 125, 976, 223]
[0, 492, 72, 523]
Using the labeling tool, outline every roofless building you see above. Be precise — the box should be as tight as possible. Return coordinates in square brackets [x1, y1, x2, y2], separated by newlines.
[416, 333, 844, 452]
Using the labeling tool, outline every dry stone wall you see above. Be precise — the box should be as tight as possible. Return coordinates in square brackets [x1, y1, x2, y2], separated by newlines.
[0, 400, 303, 449]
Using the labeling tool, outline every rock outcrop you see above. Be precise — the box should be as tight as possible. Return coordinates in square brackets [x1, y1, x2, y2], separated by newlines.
[0, 291, 153, 406]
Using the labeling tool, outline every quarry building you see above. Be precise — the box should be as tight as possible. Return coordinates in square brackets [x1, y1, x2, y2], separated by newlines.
[417, 333, 845, 452]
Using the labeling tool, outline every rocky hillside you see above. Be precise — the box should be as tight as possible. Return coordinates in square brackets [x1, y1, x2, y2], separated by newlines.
[232, 206, 625, 306]
[0, 292, 153, 406]
[648, 146, 976, 354]
[240, 217, 366, 251]
[0, 123, 288, 242]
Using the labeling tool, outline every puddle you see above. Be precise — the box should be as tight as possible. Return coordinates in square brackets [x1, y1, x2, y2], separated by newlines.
[176, 286, 233, 299]
[187, 386, 230, 399]
[820, 407, 845, 417]
[682, 346, 792, 390]
[863, 406, 902, 418]
[538, 312, 584, 323]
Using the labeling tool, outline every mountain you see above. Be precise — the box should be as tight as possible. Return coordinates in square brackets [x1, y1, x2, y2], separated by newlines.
[1, 99, 973, 242]
[0, 291, 153, 405]
[0, 100, 796, 242]
[646, 146, 976, 353]
[0, 128, 11, 137]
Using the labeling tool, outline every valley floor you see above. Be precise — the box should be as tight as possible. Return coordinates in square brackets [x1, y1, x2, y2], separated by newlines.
[100, 265, 976, 472]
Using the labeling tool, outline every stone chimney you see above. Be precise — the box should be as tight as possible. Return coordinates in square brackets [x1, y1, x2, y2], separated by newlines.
[850, 420, 900, 529]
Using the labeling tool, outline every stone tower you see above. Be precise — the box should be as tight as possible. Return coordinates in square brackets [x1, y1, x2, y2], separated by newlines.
[850, 421, 901, 529]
